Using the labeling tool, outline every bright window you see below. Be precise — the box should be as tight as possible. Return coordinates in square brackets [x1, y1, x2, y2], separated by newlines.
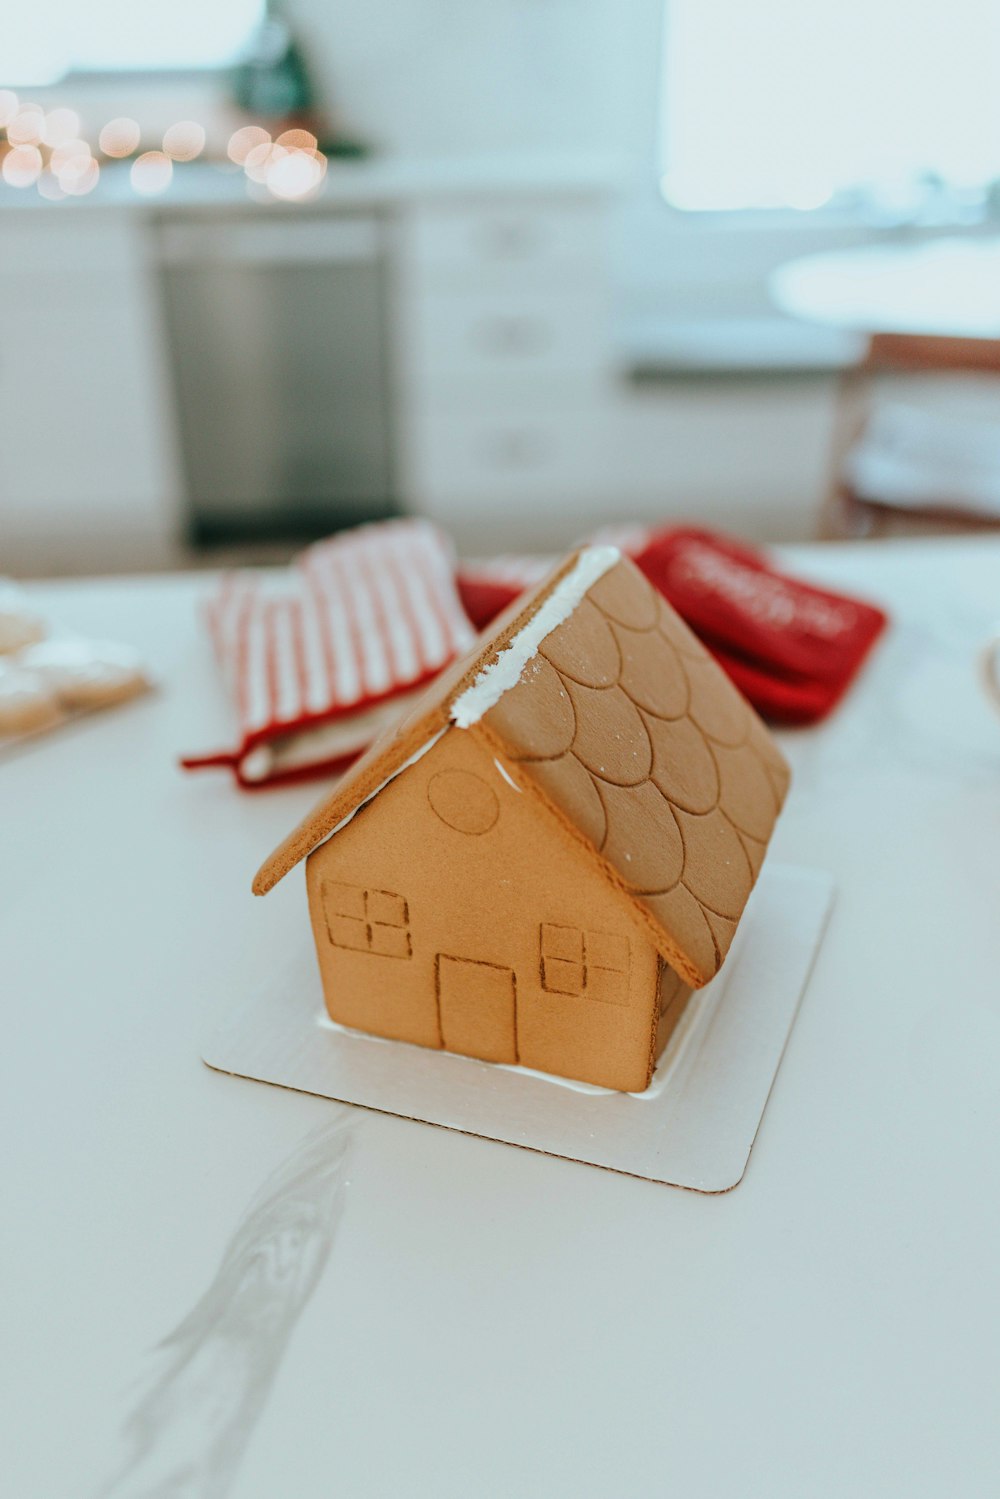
[660, 0, 1000, 212]
[4, 1, 265, 85]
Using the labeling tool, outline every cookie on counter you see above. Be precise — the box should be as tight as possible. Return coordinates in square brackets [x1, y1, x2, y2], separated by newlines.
[0, 663, 64, 735]
[18, 639, 150, 710]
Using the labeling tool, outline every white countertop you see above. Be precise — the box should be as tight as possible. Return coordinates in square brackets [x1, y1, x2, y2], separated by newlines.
[4, 540, 1000, 1498]
[0, 152, 625, 218]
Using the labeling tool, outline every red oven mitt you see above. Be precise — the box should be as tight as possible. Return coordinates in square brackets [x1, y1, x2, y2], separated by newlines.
[183, 519, 476, 787]
[633, 528, 887, 723]
[458, 528, 887, 725]
[456, 554, 553, 634]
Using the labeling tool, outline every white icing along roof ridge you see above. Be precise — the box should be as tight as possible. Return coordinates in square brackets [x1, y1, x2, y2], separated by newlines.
[450, 546, 620, 729]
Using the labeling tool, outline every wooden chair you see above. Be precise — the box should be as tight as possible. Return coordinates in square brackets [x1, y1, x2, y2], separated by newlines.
[821, 332, 1000, 539]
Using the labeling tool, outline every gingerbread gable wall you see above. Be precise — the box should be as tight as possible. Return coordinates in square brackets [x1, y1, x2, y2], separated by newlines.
[305, 723, 664, 1091]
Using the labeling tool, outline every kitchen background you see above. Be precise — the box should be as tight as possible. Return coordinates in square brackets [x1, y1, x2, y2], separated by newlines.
[3, 0, 998, 574]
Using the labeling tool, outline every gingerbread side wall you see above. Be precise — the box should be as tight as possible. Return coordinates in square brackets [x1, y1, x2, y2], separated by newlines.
[305, 725, 665, 1091]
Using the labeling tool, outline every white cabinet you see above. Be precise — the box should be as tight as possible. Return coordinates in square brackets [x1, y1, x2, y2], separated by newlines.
[393, 192, 618, 552]
[0, 180, 624, 570]
[0, 215, 178, 571]
[406, 286, 609, 388]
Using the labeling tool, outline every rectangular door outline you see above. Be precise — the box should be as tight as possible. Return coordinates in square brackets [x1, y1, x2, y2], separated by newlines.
[435, 954, 518, 1064]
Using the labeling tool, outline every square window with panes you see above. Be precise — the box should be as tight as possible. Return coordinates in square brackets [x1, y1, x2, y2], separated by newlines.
[321, 881, 412, 959]
[539, 923, 629, 1004]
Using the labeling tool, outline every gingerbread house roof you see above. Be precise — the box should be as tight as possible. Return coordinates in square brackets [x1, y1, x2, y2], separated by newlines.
[254, 548, 791, 988]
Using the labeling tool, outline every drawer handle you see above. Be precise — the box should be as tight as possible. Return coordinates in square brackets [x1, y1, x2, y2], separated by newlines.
[474, 219, 545, 260]
[478, 428, 552, 469]
[469, 316, 552, 357]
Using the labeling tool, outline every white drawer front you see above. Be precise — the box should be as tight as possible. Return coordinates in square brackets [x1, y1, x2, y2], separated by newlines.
[409, 404, 611, 504]
[403, 200, 608, 289]
[407, 289, 609, 386]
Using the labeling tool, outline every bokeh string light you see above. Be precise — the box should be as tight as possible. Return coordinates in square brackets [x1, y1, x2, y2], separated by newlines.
[49, 138, 90, 173]
[41, 108, 80, 148]
[61, 153, 100, 196]
[98, 117, 141, 158]
[276, 128, 317, 153]
[48, 136, 98, 196]
[267, 147, 326, 201]
[162, 120, 206, 163]
[243, 139, 284, 184]
[228, 126, 327, 200]
[1, 97, 328, 203]
[2, 145, 43, 189]
[7, 104, 45, 146]
[226, 125, 270, 165]
[130, 151, 173, 197]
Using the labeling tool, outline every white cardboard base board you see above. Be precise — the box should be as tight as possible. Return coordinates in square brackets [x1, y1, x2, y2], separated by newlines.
[204, 864, 834, 1191]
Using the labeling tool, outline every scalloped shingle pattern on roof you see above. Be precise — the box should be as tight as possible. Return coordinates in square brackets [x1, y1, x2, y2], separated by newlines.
[481, 558, 790, 987]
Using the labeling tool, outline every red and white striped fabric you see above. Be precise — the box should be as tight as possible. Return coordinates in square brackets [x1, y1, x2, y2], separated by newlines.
[183, 520, 476, 787]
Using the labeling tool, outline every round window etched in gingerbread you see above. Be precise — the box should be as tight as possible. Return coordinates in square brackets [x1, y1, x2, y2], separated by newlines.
[427, 769, 499, 834]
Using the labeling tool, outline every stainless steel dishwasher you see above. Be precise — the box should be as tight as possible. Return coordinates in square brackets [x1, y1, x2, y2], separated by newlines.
[157, 212, 396, 542]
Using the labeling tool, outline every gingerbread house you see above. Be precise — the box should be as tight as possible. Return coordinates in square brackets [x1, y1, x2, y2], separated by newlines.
[254, 547, 791, 1091]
